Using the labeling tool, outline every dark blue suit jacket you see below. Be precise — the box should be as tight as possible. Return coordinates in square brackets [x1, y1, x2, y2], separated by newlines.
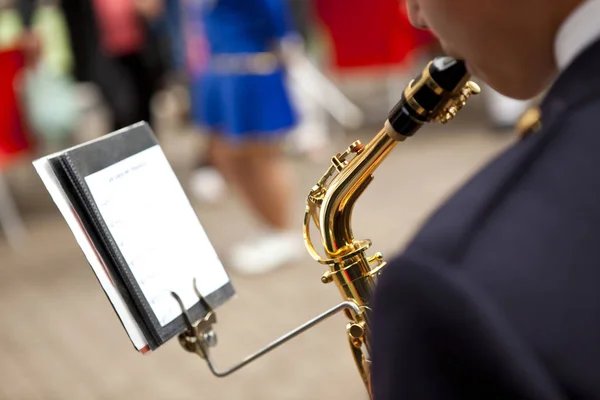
[371, 38, 600, 400]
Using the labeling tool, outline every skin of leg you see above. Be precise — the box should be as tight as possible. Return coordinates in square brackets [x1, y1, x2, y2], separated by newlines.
[209, 134, 294, 230]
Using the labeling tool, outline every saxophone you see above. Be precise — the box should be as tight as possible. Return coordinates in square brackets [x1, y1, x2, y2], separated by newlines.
[302, 56, 480, 396]
[175, 56, 480, 399]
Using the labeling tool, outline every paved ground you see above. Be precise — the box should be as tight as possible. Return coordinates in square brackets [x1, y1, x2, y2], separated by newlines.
[0, 88, 516, 400]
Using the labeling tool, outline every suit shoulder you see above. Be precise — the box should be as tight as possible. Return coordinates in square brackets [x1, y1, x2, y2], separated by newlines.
[372, 251, 565, 400]
[401, 95, 600, 263]
[553, 96, 600, 136]
[373, 250, 474, 322]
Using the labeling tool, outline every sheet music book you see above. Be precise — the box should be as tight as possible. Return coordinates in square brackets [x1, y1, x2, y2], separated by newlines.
[33, 122, 235, 353]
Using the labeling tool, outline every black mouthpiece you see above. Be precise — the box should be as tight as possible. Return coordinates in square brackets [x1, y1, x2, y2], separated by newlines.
[429, 57, 468, 92]
[387, 57, 470, 137]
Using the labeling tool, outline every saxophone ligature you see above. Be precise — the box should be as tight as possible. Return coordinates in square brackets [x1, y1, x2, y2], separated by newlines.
[174, 56, 480, 399]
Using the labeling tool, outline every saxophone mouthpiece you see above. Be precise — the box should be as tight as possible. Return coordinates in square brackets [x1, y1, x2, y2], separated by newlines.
[429, 57, 469, 92]
[387, 57, 480, 138]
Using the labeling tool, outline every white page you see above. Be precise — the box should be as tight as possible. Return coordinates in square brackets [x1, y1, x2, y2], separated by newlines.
[84, 145, 230, 327]
[32, 157, 149, 352]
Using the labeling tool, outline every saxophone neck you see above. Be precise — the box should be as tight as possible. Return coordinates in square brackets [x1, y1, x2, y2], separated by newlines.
[307, 57, 481, 259]
[320, 122, 406, 256]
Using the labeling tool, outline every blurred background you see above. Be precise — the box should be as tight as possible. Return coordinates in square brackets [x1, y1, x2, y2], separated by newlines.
[0, 0, 534, 399]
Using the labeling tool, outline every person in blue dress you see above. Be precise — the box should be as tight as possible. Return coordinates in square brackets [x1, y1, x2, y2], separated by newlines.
[183, 0, 305, 275]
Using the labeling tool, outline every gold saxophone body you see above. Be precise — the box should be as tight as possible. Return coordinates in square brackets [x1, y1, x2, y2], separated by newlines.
[175, 56, 480, 400]
[303, 56, 481, 396]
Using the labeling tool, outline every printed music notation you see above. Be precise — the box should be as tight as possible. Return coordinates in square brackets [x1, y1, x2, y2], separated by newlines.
[85, 145, 230, 327]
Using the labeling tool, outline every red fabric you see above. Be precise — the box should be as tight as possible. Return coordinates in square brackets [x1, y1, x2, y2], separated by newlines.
[0, 49, 33, 168]
[92, 0, 145, 55]
[414, 29, 436, 49]
[314, 0, 435, 70]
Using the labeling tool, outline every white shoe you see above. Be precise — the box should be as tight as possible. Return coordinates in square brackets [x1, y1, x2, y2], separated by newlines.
[228, 230, 305, 275]
[188, 167, 227, 205]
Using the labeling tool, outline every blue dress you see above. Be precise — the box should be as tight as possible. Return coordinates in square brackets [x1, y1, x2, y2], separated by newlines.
[184, 0, 298, 141]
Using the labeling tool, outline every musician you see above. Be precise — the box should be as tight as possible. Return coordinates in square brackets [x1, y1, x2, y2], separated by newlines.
[371, 0, 600, 398]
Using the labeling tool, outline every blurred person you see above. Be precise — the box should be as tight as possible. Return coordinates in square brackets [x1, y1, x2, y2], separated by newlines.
[90, 0, 168, 130]
[0, 42, 34, 170]
[371, 1, 600, 400]
[1, 3, 41, 159]
[152, 0, 186, 73]
[183, 0, 305, 275]
[0, 14, 37, 250]
[17, 0, 167, 133]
